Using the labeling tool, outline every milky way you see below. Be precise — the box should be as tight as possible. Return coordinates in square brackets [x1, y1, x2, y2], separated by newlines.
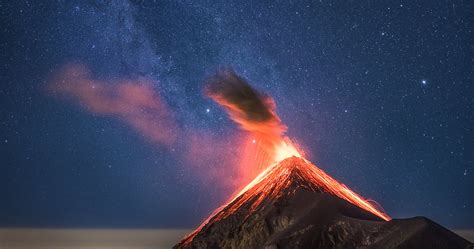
[0, 0, 472, 228]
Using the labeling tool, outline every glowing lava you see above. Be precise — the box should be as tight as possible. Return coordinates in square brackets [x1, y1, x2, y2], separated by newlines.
[274, 138, 302, 162]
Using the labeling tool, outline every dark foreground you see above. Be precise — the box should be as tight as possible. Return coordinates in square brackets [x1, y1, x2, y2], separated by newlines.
[0, 228, 471, 249]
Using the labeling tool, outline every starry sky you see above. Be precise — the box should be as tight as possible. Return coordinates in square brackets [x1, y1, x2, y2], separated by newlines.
[1, 0, 472, 229]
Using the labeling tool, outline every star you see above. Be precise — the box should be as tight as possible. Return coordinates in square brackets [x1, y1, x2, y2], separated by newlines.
[206, 108, 210, 113]
[421, 80, 427, 85]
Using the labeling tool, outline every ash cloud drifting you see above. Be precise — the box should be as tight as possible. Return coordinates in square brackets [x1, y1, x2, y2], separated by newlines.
[47, 64, 177, 145]
[47, 64, 252, 192]
[47, 65, 294, 194]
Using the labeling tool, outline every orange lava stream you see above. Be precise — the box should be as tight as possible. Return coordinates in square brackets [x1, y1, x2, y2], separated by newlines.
[274, 141, 390, 221]
[230, 152, 390, 222]
[239, 138, 390, 221]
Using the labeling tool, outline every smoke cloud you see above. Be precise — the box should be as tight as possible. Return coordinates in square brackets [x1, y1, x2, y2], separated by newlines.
[47, 64, 177, 145]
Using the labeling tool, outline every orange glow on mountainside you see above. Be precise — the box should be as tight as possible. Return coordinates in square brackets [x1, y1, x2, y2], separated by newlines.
[178, 156, 390, 247]
[232, 156, 389, 222]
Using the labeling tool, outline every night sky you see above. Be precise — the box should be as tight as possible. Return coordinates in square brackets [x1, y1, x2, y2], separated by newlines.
[1, 0, 472, 229]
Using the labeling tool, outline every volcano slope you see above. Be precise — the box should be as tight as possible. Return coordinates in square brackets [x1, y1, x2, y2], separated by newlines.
[175, 157, 472, 249]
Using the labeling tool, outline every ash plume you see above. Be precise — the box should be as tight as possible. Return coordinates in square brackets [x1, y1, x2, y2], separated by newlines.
[205, 68, 287, 157]
[206, 68, 276, 123]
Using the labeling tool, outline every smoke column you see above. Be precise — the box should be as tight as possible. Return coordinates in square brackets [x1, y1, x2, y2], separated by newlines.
[205, 68, 301, 174]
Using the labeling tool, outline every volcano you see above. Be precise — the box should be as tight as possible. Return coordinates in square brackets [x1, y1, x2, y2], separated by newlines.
[175, 156, 471, 249]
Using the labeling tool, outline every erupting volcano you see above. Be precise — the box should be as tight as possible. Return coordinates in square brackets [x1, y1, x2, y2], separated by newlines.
[202, 68, 388, 219]
[175, 69, 471, 248]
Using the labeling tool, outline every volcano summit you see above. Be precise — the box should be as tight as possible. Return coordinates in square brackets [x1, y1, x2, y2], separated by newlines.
[175, 157, 471, 249]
